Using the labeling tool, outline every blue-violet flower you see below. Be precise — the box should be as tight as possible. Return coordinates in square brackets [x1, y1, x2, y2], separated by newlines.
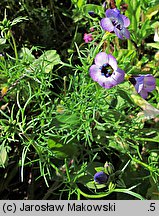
[89, 52, 125, 89]
[94, 171, 108, 184]
[100, 8, 130, 40]
[130, 74, 156, 99]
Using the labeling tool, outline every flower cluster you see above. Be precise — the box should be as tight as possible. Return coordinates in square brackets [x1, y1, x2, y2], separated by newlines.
[83, 33, 93, 43]
[88, 7, 156, 99]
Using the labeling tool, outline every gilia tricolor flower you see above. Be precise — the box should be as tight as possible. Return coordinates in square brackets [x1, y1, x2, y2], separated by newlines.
[94, 171, 108, 184]
[130, 74, 156, 99]
[89, 52, 125, 89]
[100, 8, 130, 40]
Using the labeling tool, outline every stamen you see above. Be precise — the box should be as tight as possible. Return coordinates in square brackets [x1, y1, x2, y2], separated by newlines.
[100, 64, 113, 77]
[116, 24, 122, 30]
[112, 19, 122, 30]
[112, 20, 118, 26]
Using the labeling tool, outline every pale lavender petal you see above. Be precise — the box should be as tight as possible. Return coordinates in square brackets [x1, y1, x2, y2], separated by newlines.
[144, 75, 156, 92]
[144, 75, 156, 85]
[115, 68, 125, 83]
[136, 83, 144, 93]
[134, 76, 144, 93]
[98, 76, 114, 89]
[94, 52, 108, 66]
[106, 9, 120, 18]
[121, 15, 130, 27]
[144, 84, 156, 92]
[121, 28, 130, 39]
[100, 18, 114, 32]
[139, 90, 148, 99]
[114, 28, 124, 40]
[108, 76, 118, 86]
[89, 65, 101, 81]
[107, 54, 118, 70]
[135, 82, 144, 93]
[135, 76, 144, 83]
[111, 68, 125, 85]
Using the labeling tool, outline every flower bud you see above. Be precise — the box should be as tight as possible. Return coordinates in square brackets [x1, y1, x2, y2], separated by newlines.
[94, 171, 109, 184]
[104, 162, 114, 174]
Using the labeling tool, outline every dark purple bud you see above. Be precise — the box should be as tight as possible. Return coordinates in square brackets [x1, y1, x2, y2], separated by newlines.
[88, 11, 101, 19]
[94, 171, 108, 184]
[88, 11, 95, 17]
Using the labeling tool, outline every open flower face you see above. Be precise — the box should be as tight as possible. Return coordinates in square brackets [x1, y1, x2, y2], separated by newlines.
[130, 74, 156, 99]
[89, 52, 125, 89]
[94, 171, 108, 184]
[100, 8, 130, 40]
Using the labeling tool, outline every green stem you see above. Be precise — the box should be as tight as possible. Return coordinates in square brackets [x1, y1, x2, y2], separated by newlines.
[77, 189, 80, 200]
[96, 32, 110, 54]
[65, 158, 71, 182]
[10, 30, 18, 61]
[63, 76, 67, 96]
[77, 187, 145, 200]
[128, 40, 133, 50]
[77, 188, 112, 198]
[128, 155, 158, 173]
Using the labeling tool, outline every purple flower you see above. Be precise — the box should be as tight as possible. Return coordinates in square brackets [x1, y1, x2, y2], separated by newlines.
[130, 74, 156, 99]
[94, 171, 108, 184]
[83, 33, 93, 43]
[100, 8, 130, 40]
[89, 52, 125, 89]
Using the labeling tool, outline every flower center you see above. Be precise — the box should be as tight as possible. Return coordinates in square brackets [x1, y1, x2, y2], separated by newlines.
[129, 77, 136, 85]
[100, 63, 113, 77]
[112, 19, 122, 30]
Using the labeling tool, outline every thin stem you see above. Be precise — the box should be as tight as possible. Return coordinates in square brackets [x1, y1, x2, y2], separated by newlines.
[96, 32, 110, 54]
[10, 30, 18, 61]
[128, 40, 133, 50]
[65, 158, 71, 182]
[63, 76, 67, 96]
